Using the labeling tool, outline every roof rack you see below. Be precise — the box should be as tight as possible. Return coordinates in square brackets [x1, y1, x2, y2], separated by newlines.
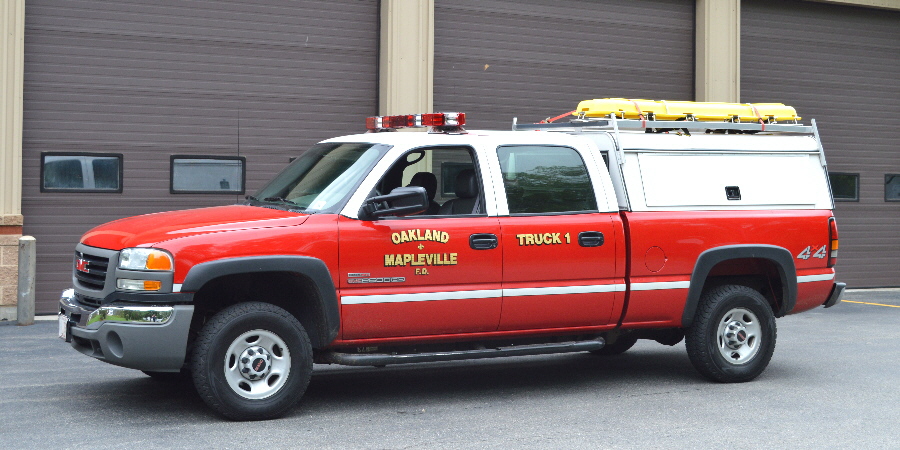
[512, 115, 814, 134]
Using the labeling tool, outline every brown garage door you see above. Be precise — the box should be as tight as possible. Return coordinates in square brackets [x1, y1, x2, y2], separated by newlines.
[434, 0, 695, 130]
[23, 0, 379, 313]
[742, 0, 900, 287]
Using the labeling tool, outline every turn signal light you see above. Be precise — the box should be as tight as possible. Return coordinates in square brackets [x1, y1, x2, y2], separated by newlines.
[117, 279, 162, 291]
[145, 252, 173, 271]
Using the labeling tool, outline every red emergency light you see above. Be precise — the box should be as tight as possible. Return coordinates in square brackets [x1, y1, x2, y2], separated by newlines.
[366, 112, 466, 132]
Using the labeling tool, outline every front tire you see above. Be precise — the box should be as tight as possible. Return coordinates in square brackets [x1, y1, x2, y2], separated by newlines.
[685, 285, 776, 383]
[191, 302, 312, 420]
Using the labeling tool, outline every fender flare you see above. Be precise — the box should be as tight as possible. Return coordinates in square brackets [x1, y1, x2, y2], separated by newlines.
[181, 256, 339, 347]
[681, 245, 797, 327]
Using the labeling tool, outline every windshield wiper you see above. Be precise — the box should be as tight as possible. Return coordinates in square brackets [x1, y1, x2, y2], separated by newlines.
[263, 196, 296, 204]
[259, 197, 307, 212]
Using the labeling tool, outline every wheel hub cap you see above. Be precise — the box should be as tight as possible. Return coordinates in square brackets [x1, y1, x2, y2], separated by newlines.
[724, 321, 748, 349]
[239, 346, 272, 381]
[716, 307, 762, 365]
[224, 329, 291, 400]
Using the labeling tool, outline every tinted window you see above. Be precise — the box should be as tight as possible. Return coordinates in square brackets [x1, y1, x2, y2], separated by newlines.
[41, 153, 122, 192]
[497, 145, 597, 214]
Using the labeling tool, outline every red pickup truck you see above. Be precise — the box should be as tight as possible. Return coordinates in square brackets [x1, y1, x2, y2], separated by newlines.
[59, 107, 844, 420]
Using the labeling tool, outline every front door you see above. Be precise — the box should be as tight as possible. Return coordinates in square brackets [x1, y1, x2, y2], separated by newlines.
[338, 146, 502, 340]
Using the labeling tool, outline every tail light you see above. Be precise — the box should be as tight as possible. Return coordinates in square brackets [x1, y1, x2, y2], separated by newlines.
[828, 217, 839, 268]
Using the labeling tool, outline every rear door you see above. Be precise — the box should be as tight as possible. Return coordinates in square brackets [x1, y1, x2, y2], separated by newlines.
[494, 145, 623, 330]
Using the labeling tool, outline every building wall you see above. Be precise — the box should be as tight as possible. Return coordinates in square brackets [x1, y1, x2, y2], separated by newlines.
[742, 0, 900, 287]
[1, 0, 899, 316]
[433, 0, 695, 130]
[22, 0, 379, 312]
[0, 0, 24, 320]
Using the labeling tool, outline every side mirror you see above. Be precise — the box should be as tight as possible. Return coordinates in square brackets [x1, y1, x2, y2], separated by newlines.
[359, 186, 428, 220]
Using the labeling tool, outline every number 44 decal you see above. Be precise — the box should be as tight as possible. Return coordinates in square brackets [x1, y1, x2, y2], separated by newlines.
[797, 245, 827, 260]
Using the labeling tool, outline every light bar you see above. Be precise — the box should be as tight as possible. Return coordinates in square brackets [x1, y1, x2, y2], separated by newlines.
[366, 112, 466, 132]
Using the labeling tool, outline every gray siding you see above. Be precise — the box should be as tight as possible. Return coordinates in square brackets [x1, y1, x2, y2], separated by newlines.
[433, 0, 695, 130]
[23, 0, 379, 313]
[742, 0, 900, 287]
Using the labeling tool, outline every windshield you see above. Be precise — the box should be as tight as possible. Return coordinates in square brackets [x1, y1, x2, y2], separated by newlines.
[251, 142, 386, 213]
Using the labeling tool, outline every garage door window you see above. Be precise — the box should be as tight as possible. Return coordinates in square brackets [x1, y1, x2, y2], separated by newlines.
[171, 156, 246, 194]
[41, 153, 123, 193]
[886, 174, 900, 202]
[828, 173, 859, 202]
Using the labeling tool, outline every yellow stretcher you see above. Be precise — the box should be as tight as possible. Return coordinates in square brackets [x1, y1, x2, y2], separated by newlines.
[574, 98, 800, 122]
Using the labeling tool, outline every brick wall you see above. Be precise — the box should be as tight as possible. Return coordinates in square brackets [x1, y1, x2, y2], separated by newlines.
[0, 214, 23, 321]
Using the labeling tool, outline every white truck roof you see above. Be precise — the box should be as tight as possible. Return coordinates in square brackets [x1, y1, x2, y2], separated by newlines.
[325, 121, 833, 213]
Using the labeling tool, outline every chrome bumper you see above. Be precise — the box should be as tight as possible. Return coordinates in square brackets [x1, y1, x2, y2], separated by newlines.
[59, 288, 176, 327]
[59, 288, 194, 372]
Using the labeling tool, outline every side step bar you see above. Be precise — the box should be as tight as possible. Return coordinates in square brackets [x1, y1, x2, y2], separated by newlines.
[320, 338, 605, 367]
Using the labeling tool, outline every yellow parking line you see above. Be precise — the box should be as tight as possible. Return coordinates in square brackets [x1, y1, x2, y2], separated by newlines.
[842, 300, 900, 308]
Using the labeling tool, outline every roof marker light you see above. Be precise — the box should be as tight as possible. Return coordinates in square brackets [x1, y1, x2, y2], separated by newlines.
[365, 112, 466, 133]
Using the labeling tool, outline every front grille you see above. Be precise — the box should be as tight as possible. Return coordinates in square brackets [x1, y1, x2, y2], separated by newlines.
[74, 251, 110, 291]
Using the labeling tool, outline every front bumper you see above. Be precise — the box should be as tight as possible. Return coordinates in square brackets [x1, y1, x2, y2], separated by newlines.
[59, 288, 194, 372]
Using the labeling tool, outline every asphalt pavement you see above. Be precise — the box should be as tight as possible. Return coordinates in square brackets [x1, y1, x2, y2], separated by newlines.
[1, 289, 898, 449]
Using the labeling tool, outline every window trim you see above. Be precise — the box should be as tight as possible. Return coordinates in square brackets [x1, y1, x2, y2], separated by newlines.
[828, 172, 859, 202]
[885, 174, 900, 202]
[40, 152, 124, 193]
[169, 154, 247, 195]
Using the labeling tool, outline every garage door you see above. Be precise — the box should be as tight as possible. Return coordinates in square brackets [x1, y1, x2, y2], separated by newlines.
[742, 0, 900, 287]
[23, 0, 379, 313]
[434, 0, 695, 130]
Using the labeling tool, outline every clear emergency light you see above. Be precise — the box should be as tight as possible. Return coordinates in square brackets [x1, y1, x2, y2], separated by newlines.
[366, 112, 466, 132]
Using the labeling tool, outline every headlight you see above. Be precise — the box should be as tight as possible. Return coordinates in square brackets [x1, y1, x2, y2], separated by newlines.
[118, 248, 173, 271]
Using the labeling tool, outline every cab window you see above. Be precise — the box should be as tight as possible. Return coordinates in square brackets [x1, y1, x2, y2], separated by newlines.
[373, 146, 484, 217]
[497, 145, 597, 214]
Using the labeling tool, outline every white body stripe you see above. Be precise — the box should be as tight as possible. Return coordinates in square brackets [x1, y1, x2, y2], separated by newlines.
[341, 289, 502, 305]
[630, 281, 691, 291]
[503, 284, 626, 297]
[172, 283, 182, 293]
[797, 273, 835, 283]
[341, 284, 626, 305]
[340, 275, 832, 305]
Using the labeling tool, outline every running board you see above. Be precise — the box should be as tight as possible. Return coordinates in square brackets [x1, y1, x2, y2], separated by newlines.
[320, 338, 605, 367]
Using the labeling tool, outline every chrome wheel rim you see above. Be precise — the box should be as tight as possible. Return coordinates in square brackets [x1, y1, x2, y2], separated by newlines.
[224, 329, 291, 399]
[716, 307, 762, 365]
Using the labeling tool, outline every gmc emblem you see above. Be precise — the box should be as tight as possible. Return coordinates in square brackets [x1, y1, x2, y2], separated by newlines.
[75, 258, 89, 273]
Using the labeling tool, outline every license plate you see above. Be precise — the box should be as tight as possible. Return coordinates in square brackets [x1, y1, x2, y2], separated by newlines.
[58, 313, 68, 341]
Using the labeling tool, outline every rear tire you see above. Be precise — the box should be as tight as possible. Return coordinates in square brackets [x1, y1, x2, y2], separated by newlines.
[191, 302, 312, 421]
[685, 285, 776, 383]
